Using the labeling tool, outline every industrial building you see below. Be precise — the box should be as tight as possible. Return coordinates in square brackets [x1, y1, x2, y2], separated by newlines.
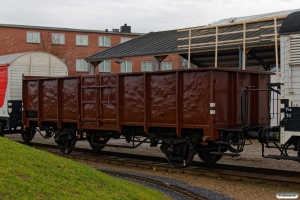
[0, 23, 184, 75]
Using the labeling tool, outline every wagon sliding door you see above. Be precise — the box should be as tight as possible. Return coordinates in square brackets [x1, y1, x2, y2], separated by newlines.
[80, 75, 118, 131]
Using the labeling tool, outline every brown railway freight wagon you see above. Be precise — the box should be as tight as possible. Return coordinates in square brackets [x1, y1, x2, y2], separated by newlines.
[22, 68, 271, 167]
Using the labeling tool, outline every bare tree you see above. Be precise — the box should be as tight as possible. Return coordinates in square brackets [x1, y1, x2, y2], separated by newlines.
[37, 32, 65, 58]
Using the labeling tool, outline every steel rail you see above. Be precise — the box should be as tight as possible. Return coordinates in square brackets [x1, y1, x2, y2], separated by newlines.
[21, 142, 300, 186]
[99, 169, 208, 200]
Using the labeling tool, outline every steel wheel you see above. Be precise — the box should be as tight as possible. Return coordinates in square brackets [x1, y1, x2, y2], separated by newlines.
[226, 132, 244, 153]
[54, 130, 77, 154]
[60, 134, 76, 153]
[87, 138, 109, 153]
[198, 150, 223, 164]
[21, 128, 36, 143]
[89, 142, 106, 152]
[283, 142, 298, 157]
[59, 134, 76, 153]
[163, 142, 195, 168]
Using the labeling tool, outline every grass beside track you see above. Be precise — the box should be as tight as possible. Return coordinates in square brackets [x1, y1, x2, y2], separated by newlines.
[0, 137, 168, 200]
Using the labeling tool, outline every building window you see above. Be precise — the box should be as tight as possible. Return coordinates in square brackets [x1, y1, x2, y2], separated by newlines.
[52, 33, 65, 44]
[76, 59, 88, 72]
[99, 36, 111, 47]
[121, 61, 132, 72]
[161, 62, 172, 70]
[141, 61, 152, 71]
[99, 60, 111, 72]
[121, 37, 132, 43]
[76, 35, 88, 46]
[26, 32, 40, 43]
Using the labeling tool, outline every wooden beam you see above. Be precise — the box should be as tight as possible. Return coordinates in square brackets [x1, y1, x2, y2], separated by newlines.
[188, 29, 191, 69]
[215, 26, 218, 67]
[243, 22, 246, 70]
[274, 17, 279, 81]
[178, 36, 261, 49]
[260, 24, 281, 29]
[178, 43, 275, 54]
[177, 28, 261, 41]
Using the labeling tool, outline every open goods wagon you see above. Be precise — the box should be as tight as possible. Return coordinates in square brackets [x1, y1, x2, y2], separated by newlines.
[22, 68, 271, 167]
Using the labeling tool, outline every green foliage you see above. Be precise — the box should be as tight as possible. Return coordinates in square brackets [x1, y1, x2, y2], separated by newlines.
[0, 137, 167, 200]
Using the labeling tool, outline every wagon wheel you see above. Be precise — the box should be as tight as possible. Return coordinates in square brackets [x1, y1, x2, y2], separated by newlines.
[198, 142, 223, 163]
[283, 141, 299, 162]
[225, 132, 244, 153]
[21, 128, 36, 143]
[198, 150, 223, 164]
[88, 138, 109, 153]
[163, 142, 195, 168]
[56, 131, 76, 154]
[89, 141, 106, 152]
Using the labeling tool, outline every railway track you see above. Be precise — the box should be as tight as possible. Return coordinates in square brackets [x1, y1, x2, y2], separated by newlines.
[22, 141, 300, 185]
[98, 169, 208, 200]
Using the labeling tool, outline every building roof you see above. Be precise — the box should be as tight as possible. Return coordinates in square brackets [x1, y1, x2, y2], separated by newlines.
[0, 52, 68, 76]
[85, 8, 300, 70]
[86, 29, 188, 62]
[0, 52, 27, 65]
[279, 11, 300, 34]
[0, 23, 143, 36]
[210, 9, 300, 25]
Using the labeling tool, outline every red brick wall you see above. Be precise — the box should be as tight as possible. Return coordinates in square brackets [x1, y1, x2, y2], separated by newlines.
[94, 54, 181, 74]
[0, 25, 182, 75]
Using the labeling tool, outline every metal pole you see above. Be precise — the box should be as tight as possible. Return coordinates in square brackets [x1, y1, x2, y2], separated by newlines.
[215, 26, 218, 67]
[243, 22, 246, 70]
[188, 29, 191, 69]
[274, 17, 279, 82]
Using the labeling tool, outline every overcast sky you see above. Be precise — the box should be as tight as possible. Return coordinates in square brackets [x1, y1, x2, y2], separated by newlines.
[1, 0, 300, 33]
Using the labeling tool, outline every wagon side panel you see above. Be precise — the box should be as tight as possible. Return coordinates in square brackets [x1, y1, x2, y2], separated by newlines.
[235, 72, 270, 126]
[121, 74, 145, 125]
[22, 78, 39, 127]
[81, 76, 97, 122]
[149, 73, 176, 126]
[211, 71, 236, 139]
[258, 74, 270, 126]
[99, 75, 118, 130]
[236, 72, 252, 126]
[40, 79, 58, 121]
[181, 70, 210, 130]
[60, 77, 79, 126]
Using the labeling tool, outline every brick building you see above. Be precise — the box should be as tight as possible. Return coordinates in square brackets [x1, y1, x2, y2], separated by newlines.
[0, 23, 181, 75]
